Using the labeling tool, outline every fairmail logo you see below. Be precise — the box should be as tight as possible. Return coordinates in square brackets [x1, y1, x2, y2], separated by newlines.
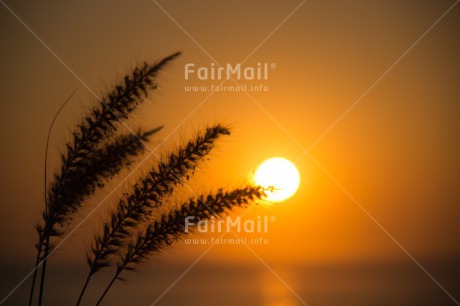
[184, 62, 276, 81]
[184, 215, 275, 233]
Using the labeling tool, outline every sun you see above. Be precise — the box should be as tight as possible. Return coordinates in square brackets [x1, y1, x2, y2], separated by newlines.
[254, 157, 300, 202]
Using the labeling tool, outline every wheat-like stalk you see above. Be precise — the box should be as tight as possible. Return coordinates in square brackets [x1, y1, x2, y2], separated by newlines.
[29, 51, 269, 306]
[35, 129, 161, 306]
[40, 52, 180, 243]
[42, 128, 162, 236]
[96, 186, 265, 305]
[32, 52, 181, 306]
[76, 125, 230, 305]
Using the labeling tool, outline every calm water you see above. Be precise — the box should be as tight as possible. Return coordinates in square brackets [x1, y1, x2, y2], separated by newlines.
[2, 260, 459, 305]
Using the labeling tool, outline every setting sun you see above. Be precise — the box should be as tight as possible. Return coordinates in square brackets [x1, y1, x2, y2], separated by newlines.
[254, 157, 300, 202]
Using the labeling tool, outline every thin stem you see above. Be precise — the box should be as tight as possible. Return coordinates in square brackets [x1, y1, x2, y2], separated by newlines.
[78, 214, 125, 303]
[28, 243, 42, 306]
[75, 271, 94, 306]
[37, 234, 50, 306]
[29, 89, 77, 306]
[96, 271, 120, 306]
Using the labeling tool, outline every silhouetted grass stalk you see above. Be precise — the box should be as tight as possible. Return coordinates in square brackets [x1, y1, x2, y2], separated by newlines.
[30, 52, 266, 306]
[38, 129, 162, 306]
[29, 89, 77, 306]
[76, 125, 230, 305]
[96, 186, 265, 305]
[33, 52, 180, 306]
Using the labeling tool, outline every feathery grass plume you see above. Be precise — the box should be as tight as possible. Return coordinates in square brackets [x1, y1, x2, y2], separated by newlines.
[95, 186, 265, 305]
[44, 128, 162, 234]
[36, 127, 162, 257]
[34, 52, 181, 306]
[84, 127, 164, 186]
[76, 125, 230, 306]
[35, 128, 161, 306]
[40, 52, 181, 243]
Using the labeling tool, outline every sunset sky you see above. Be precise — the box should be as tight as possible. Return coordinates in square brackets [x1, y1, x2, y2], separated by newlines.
[1, 1, 459, 305]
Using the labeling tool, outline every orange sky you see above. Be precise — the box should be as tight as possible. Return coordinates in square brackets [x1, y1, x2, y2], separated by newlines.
[1, 0, 459, 274]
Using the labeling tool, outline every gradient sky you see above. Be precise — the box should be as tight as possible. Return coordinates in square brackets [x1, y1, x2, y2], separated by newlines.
[1, 0, 459, 305]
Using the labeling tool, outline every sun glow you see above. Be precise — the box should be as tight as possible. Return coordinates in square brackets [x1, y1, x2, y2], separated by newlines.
[254, 157, 300, 202]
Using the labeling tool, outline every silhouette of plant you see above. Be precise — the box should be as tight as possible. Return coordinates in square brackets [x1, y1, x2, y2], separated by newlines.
[96, 186, 265, 305]
[31, 52, 180, 306]
[30, 52, 266, 306]
[76, 125, 231, 304]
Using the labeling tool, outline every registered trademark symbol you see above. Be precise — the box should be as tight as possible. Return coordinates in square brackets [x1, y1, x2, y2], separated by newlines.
[270, 63, 276, 69]
[270, 216, 277, 222]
